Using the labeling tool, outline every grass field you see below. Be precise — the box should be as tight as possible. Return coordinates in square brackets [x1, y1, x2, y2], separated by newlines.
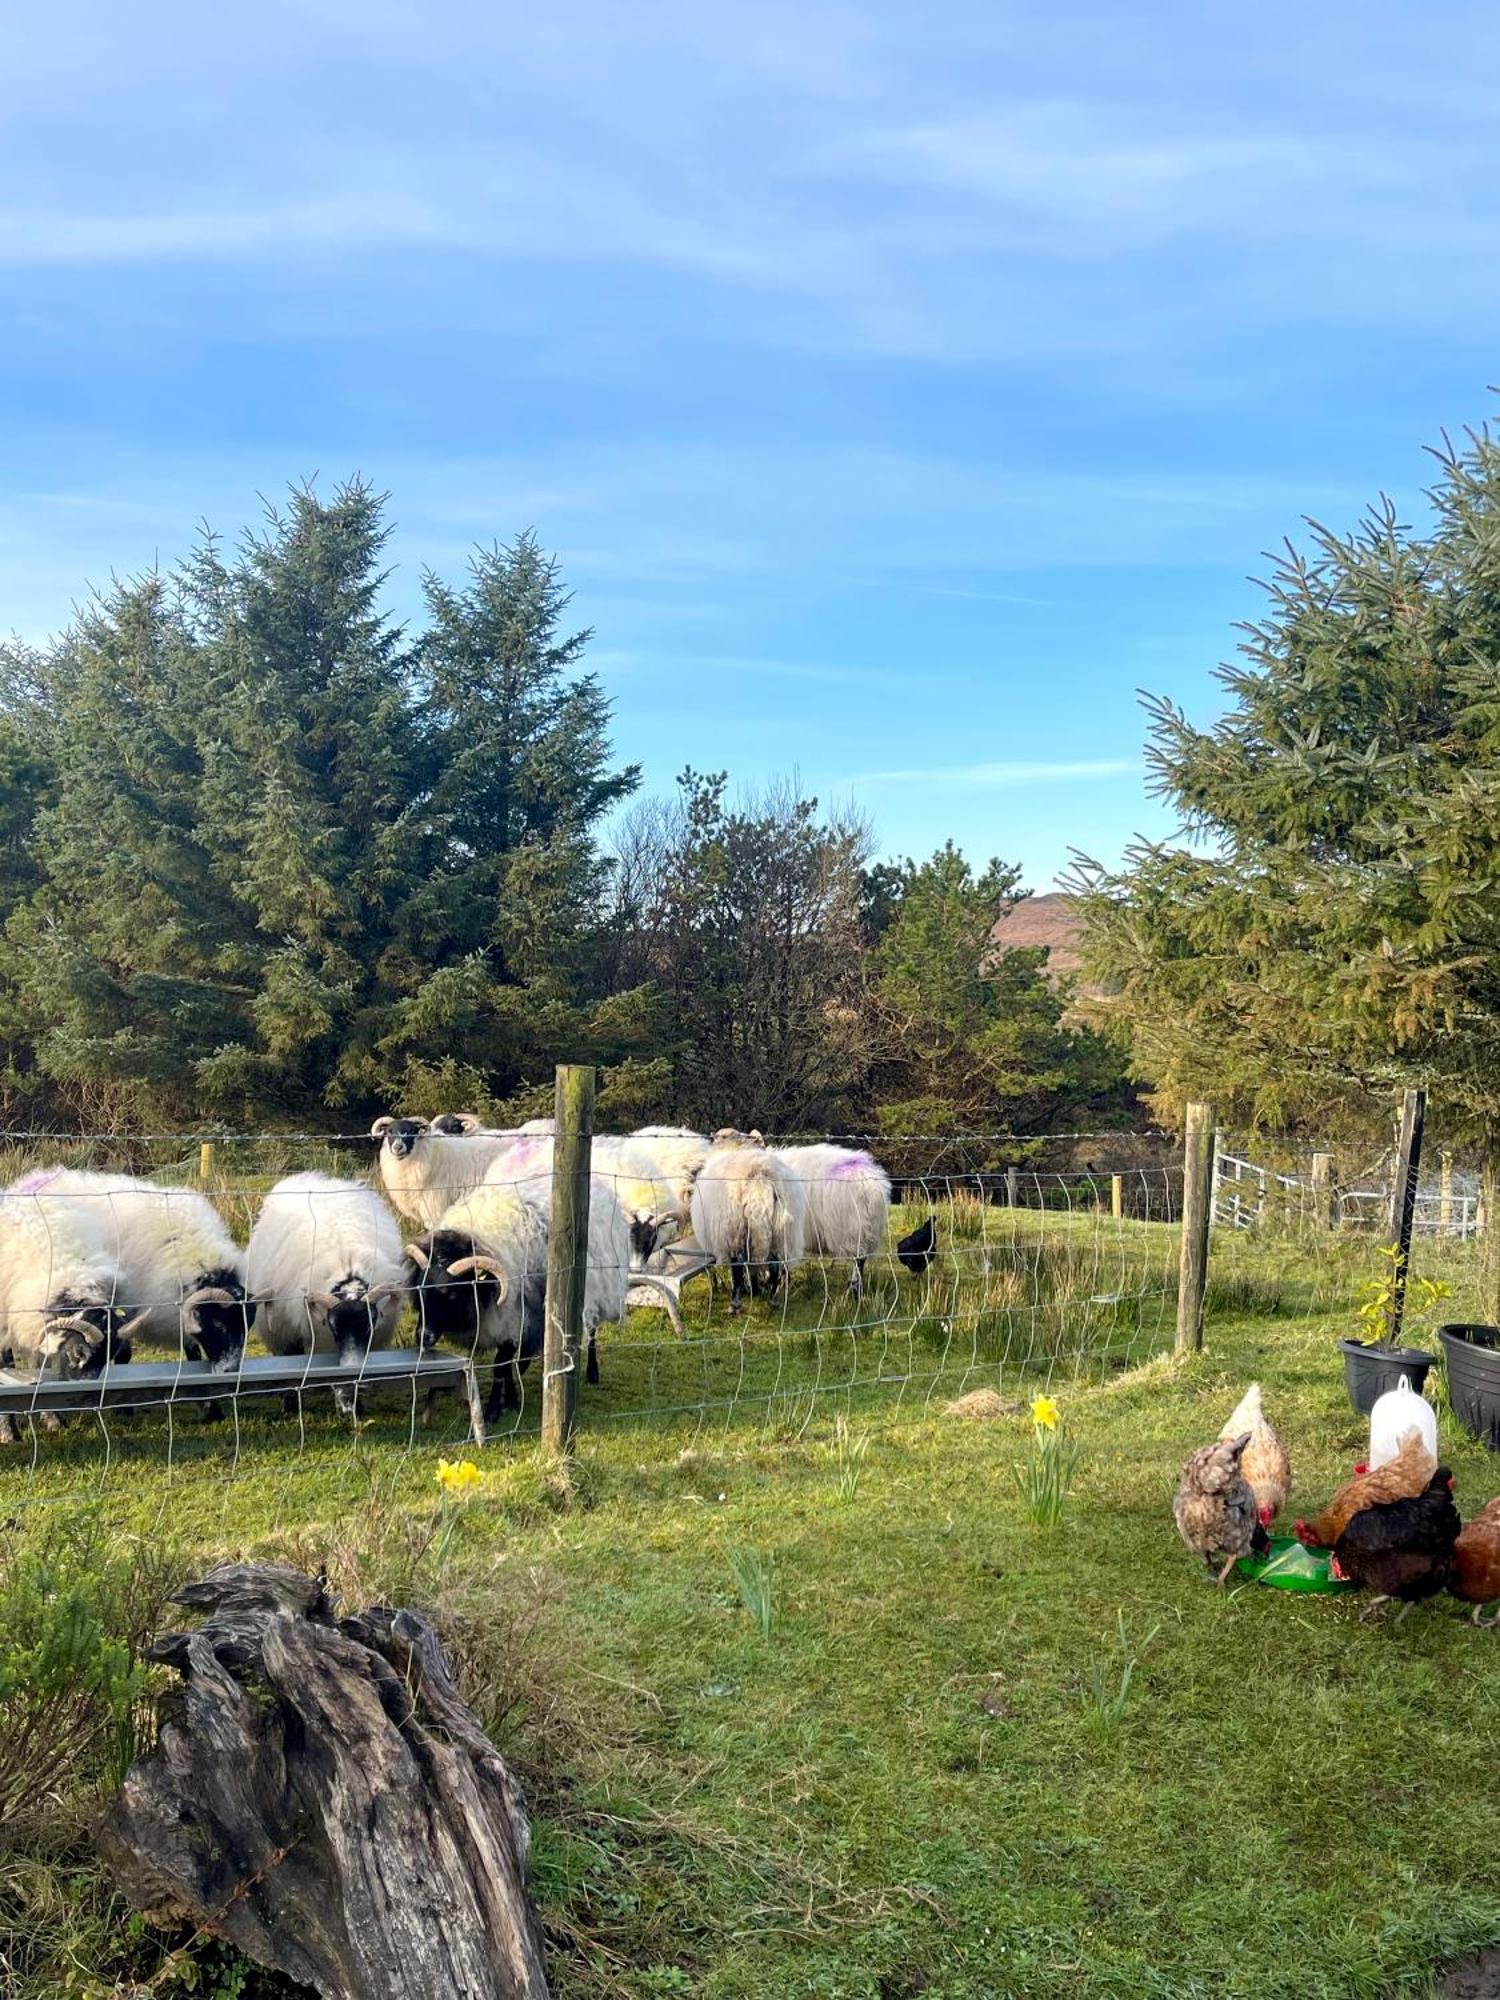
[4, 1193, 1499, 1998]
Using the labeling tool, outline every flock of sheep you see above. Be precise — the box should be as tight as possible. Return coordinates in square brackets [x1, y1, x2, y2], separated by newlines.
[0, 1117, 926, 1434]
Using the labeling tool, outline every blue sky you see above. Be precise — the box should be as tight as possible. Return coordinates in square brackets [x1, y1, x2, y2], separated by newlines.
[5, 2, 1500, 885]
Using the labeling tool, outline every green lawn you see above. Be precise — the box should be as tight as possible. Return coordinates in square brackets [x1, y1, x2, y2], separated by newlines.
[4, 1207, 1499, 1998]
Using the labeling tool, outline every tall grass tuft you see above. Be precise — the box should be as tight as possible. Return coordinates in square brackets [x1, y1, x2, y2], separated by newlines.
[831, 1416, 871, 1503]
[728, 1545, 777, 1636]
[1081, 1610, 1162, 1735]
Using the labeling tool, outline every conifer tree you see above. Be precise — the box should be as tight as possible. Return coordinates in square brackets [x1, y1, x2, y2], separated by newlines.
[1071, 415, 1500, 1212]
[0, 489, 643, 1124]
[872, 844, 1129, 1134]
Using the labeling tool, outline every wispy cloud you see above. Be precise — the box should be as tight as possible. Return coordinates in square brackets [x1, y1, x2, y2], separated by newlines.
[0, 195, 450, 266]
[834, 108, 1394, 241]
[849, 758, 1143, 788]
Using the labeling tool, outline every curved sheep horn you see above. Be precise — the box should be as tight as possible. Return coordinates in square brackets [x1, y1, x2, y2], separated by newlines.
[446, 1255, 510, 1302]
[404, 1241, 431, 1269]
[370, 1115, 396, 1137]
[45, 1314, 109, 1342]
[306, 1291, 343, 1314]
[114, 1308, 154, 1342]
[363, 1281, 407, 1305]
[182, 1286, 239, 1311]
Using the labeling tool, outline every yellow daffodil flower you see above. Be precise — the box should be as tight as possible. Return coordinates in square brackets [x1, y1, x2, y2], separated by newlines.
[435, 1457, 482, 1496]
[1030, 1395, 1059, 1431]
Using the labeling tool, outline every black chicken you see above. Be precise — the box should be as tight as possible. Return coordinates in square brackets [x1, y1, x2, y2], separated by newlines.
[1331, 1467, 1461, 1622]
[896, 1217, 937, 1276]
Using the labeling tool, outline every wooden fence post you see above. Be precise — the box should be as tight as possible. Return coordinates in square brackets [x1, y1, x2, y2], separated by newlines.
[541, 1064, 595, 1456]
[1439, 1151, 1454, 1234]
[1176, 1102, 1215, 1356]
[1386, 1087, 1426, 1346]
[1310, 1150, 1334, 1230]
[198, 1141, 215, 1186]
[1110, 1174, 1123, 1221]
[1005, 1166, 1019, 1210]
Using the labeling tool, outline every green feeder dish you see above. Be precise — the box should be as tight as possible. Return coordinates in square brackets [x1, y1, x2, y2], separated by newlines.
[1235, 1534, 1357, 1594]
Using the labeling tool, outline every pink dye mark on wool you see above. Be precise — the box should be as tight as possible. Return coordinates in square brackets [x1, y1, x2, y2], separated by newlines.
[9, 1168, 62, 1195]
[494, 1135, 553, 1199]
[826, 1152, 875, 1179]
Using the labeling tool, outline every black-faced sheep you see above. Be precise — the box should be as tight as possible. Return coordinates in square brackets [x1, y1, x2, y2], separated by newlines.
[403, 1157, 630, 1418]
[246, 1172, 407, 1416]
[9, 1167, 252, 1371]
[0, 1186, 144, 1443]
[370, 1115, 516, 1230]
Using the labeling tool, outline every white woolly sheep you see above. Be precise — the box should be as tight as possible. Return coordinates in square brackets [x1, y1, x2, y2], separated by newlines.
[478, 1132, 558, 1206]
[596, 1140, 689, 1268]
[476, 1142, 632, 1353]
[12, 1167, 252, 1371]
[370, 1115, 515, 1229]
[402, 1155, 629, 1419]
[508, 1132, 678, 1259]
[628, 1127, 709, 1222]
[773, 1144, 892, 1294]
[0, 1186, 144, 1442]
[689, 1132, 806, 1311]
[246, 1172, 407, 1416]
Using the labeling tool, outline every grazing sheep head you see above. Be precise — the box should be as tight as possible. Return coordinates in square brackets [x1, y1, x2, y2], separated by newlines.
[430, 1112, 483, 1136]
[629, 1210, 681, 1264]
[372, 1114, 430, 1161]
[181, 1269, 254, 1373]
[39, 1310, 135, 1378]
[308, 1274, 404, 1367]
[403, 1230, 500, 1349]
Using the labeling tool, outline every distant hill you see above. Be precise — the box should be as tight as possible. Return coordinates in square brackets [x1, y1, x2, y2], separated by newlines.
[989, 891, 1086, 981]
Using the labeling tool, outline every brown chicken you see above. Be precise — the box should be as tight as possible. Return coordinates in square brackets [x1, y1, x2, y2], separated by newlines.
[1174, 1433, 1268, 1584]
[1451, 1496, 1500, 1627]
[1294, 1427, 1436, 1549]
[1218, 1382, 1290, 1527]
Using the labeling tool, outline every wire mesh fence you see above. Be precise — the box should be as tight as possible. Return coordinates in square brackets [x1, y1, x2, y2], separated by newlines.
[1203, 1121, 1495, 1337]
[0, 1113, 1490, 1521]
[0, 1127, 1192, 1511]
[1213, 1139, 1481, 1239]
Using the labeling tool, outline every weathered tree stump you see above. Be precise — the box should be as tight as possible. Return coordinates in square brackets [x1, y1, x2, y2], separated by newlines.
[96, 1563, 550, 2000]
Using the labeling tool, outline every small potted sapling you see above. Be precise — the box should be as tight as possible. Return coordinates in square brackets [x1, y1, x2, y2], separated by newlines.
[1338, 1243, 1449, 1416]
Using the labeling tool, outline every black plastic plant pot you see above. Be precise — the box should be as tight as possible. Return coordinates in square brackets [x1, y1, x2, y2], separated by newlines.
[1337, 1338, 1437, 1416]
[1438, 1324, 1500, 1451]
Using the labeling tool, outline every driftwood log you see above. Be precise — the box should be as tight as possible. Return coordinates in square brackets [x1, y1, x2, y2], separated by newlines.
[96, 1563, 550, 2000]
